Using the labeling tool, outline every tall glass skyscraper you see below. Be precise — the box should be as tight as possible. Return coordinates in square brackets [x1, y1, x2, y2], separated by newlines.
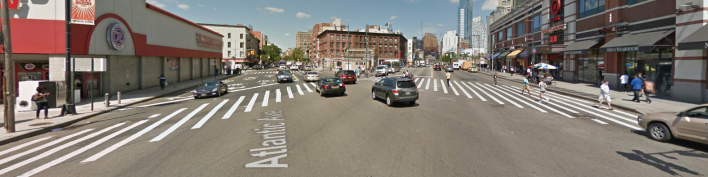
[458, 0, 473, 40]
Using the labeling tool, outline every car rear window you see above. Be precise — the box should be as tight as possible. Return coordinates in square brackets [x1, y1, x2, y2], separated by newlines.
[278, 70, 291, 74]
[397, 80, 416, 88]
[307, 72, 318, 74]
[324, 78, 342, 83]
[343, 71, 355, 75]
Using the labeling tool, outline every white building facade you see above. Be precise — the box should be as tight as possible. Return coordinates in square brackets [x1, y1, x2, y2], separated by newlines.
[200, 24, 260, 66]
[442, 31, 458, 54]
[407, 40, 413, 65]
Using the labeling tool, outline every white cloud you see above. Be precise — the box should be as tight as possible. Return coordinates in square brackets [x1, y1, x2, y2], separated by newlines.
[450, 0, 459, 2]
[197, 4, 204, 7]
[265, 7, 284, 13]
[390, 16, 397, 20]
[296, 12, 311, 19]
[177, 3, 189, 10]
[285, 33, 290, 36]
[437, 24, 444, 26]
[146, 0, 166, 8]
[481, 0, 498, 10]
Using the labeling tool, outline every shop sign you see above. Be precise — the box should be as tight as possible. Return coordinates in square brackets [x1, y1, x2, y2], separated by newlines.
[603, 46, 640, 53]
[562, 50, 584, 55]
[24, 63, 36, 70]
[542, 24, 566, 34]
[550, 0, 563, 22]
[168, 58, 179, 70]
[1, 0, 19, 9]
[547, 55, 563, 60]
[196, 33, 223, 50]
[70, 0, 96, 25]
[106, 23, 125, 50]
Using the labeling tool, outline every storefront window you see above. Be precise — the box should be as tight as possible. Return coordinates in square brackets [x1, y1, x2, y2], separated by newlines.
[624, 49, 673, 94]
[579, 0, 605, 19]
[531, 15, 542, 33]
[577, 52, 603, 84]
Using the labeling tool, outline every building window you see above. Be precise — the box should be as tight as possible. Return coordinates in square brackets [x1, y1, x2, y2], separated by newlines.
[337, 35, 340, 40]
[337, 51, 340, 55]
[330, 43, 333, 47]
[379, 44, 382, 48]
[507, 7, 511, 12]
[240, 34, 243, 39]
[348, 35, 351, 41]
[228, 42, 231, 48]
[228, 51, 231, 56]
[531, 14, 542, 33]
[517, 23, 525, 37]
[579, 0, 605, 18]
[228, 33, 231, 39]
[385, 38, 388, 43]
[498, 32, 503, 41]
[331, 35, 334, 40]
[507, 28, 512, 39]
[336, 43, 340, 48]
[395, 39, 397, 43]
[240, 42, 244, 48]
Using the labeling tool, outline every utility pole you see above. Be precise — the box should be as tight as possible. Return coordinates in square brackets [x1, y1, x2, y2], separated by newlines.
[1, 0, 16, 132]
[62, 0, 77, 116]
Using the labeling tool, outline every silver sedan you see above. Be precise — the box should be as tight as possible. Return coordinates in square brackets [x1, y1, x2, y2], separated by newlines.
[304, 71, 320, 82]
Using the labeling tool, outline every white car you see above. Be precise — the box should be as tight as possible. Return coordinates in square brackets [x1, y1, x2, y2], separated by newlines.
[290, 65, 299, 70]
[304, 71, 320, 82]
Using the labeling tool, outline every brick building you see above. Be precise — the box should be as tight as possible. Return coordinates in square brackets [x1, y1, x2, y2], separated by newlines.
[296, 30, 312, 50]
[313, 30, 407, 70]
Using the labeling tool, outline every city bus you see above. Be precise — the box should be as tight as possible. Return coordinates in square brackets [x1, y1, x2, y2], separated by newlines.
[381, 60, 400, 73]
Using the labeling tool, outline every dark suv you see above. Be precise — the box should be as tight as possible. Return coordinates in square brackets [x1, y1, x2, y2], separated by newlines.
[371, 78, 419, 106]
[276, 69, 294, 83]
[335, 70, 357, 84]
[434, 65, 442, 71]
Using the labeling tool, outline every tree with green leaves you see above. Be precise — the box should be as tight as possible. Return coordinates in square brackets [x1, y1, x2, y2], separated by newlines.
[440, 52, 456, 64]
[290, 48, 304, 62]
[261, 45, 282, 65]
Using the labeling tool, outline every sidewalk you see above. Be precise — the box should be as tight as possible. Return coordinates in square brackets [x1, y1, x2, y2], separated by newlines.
[478, 70, 698, 114]
[0, 74, 239, 145]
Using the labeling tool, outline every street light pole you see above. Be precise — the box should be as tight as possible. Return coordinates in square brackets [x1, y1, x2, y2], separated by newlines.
[1, 0, 16, 132]
[62, 0, 77, 116]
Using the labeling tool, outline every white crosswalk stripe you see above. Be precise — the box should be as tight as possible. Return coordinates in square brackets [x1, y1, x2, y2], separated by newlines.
[476, 83, 523, 108]
[287, 86, 294, 98]
[453, 81, 473, 99]
[434, 79, 438, 92]
[592, 119, 609, 124]
[310, 82, 317, 88]
[482, 83, 544, 112]
[468, 82, 503, 104]
[0, 129, 92, 166]
[262, 91, 270, 107]
[516, 86, 638, 123]
[439, 80, 448, 93]
[275, 89, 282, 103]
[450, 82, 460, 96]
[500, 85, 579, 114]
[425, 78, 431, 90]
[223, 96, 245, 119]
[414, 78, 419, 83]
[296, 85, 305, 95]
[417, 79, 424, 89]
[192, 100, 229, 129]
[151, 104, 208, 142]
[460, 82, 486, 101]
[494, 86, 574, 118]
[245, 93, 259, 112]
[0, 137, 52, 157]
[302, 83, 313, 92]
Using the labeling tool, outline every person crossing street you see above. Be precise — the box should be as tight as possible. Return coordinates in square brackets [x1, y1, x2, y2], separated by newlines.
[521, 75, 531, 95]
[538, 79, 550, 103]
[446, 71, 451, 87]
[598, 80, 613, 110]
[493, 73, 498, 85]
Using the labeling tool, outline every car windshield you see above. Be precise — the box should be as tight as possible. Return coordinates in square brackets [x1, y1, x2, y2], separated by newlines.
[323, 78, 342, 83]
[202, 81, 219, 87]
[376, 66, 385, 69]
[278, 70, 291, 75]
[397, 81, 416, 88]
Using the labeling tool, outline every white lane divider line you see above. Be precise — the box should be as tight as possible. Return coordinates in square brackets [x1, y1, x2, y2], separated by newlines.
[310, 82, 317, 88]
[460, 82, 486, 101]
[136, 98, 193, 108]
[0, 136, 52, 157]
[83, 108, 186, 163]
[287, 86, 294, 98]
[453, 81, 472, 98]
[439, 80, 448, 93]
[302, 83, 313, 92]
[0, 124, 122, 176]
[262, 91, 270, 107]
[484, 84, 546, 113]
[0, 129, 92, 166]
[148, 114, 161, 118]
[245, 93, 259, 112]
[450, 82, 460, 96]
[468, 82, 502, 104]
[477, 83, 523, 108]
[497, 86, 576, 118]
[501, 85, 579, 114]
[592, 119, 609, 125]
[22, 120, 147, 176]
[275, 89, 282, 103]
[151, 104, 209, 142]
[192, 100, 229, 129]
[434, 79, 438, 92]
[425, 78, 431, 90]
[417, 78, 425, 89]
[296, 85, 305, 95]
[223, 96, 245, 119]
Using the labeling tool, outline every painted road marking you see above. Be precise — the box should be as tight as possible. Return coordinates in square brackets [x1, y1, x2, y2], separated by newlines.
[519, 87, 636, 123]
[275, 89, 282, 103]
[262, 91, 270, 107]
[148, 114, 161, 118]
[592, 119, 609, 124]
[0, 129, 92, 166]
[0, 125, 122, 176]
[302, 83, 313, 92]
[496, 86, 575, 118]
[229, 83, 279, 92]
[450, 82, 460, 96]
[151, 104, 209, 142]
[135, 98, 193, 108]
[440, 80, 448, 93]
[468, 82, 503, 104]
[425, 78, 431, 90]
[0, 137, 52, 157]
[483, 83, 544, 112]
[192, 100, 229, 129]
[414, 78, 419, 83]
[434, 79, 438, 92]
[477, 83, 523, 108]
[453, 81, 472, 98]
[83, 109, 187, 163]
[223, 96, 245, 119]
[287, 86, 294, 98]
[460, 82, 486, 101]
[310, 82, 317, 88]
[296, 85, 304, 95]
[417, 78, 424, 89]
[245, 93, 259, 112]
[501, 85, 579, 114]
[21, 121, 146, 176]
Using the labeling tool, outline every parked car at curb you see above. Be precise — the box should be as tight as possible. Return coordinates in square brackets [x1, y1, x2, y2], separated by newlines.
[276, 69, 294, 83]
[192, 80, 227, 99]
[335, 70, 357, 84]
[371, 78, 418, 107]
[316, 77, 346, 96]
[304, 71, 320, 82]
[638, 105, 708, 144]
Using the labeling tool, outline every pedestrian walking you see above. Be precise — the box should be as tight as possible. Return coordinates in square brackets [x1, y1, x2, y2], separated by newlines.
[446, 71, 451, 87]
[642, 74, 653, 104]
[33, 87, 50, 119]
[510, 66, 514, 76]
[620, 74, 629, 92]
[598, 80, 613, 110]
[493, 73, 498, 85]
[158, 74, 166, 90]
[538, 79, 550, 103]
[630, 75, 643, 103]
[521, 75, 531, 95]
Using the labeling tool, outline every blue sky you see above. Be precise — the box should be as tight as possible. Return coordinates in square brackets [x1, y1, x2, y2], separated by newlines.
[147, 0, 498, 49]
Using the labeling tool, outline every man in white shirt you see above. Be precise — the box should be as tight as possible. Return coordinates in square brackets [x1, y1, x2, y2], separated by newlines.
[619, 74, 628, 92]
[598, 80, 613, 110]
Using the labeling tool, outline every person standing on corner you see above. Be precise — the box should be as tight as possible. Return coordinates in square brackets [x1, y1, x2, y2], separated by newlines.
[630, 74, 643, 103]
[598, 80, 613, 110]
[33, 87, 51, 119]
[445, 71, 451, 87]
[493, 73, 498, 86]
[158, 74, 166, 90]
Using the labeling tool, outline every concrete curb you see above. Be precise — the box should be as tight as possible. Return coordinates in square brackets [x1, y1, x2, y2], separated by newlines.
[477, 72, 642, 115]
[0, 75, 239, 146]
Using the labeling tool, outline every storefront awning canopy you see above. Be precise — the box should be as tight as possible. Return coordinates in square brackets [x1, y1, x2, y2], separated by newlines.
[518, 50, 529, 58]
[561, 39, 601, 55]
[496, 51, 511, 59]
[679, 26, 708, 50]
[506, 49, 524, 58]
[490, 52, 501, 59]
[599, 30, 674, 53]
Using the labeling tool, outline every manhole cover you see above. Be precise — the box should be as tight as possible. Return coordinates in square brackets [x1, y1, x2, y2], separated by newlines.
[29, 122, 53, 126]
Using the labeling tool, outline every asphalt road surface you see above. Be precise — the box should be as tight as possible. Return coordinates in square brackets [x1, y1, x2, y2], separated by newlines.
[0, 68, 706, 177]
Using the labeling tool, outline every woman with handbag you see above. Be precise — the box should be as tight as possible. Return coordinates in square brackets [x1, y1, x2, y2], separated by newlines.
[33, 87, 50, 119]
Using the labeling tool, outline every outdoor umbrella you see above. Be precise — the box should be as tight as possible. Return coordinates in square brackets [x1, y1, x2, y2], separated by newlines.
[534, 63, 558, 70]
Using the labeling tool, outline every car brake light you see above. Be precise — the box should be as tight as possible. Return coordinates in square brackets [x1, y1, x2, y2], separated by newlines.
[416, 89, 419, 92]
[341, 83, 345, 88]
[392, 89, 399, 95]
[324, 85, 328, 89]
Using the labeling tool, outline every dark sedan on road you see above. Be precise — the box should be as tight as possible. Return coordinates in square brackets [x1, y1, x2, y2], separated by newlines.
[445, 65, 454, 72]
[372, 78, 418, 106]
[316, 77, 346, 96]
[276, 69, 294, 83]
[192, 80, 227, 99]
[335, 70, 357, 84]
[434, 65, 442, 71]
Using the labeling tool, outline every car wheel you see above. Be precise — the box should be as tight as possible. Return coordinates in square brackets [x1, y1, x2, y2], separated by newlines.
[339, 92, 345, 96]
[353, 81, 356, 84]
[372, 91, 377, 100]
[648, 123, 672, 142]
[409, 101, 416, 105]
[194, 96, 199, 99]
[386, 95, 393, 107]
[320, 90, 324, 97]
